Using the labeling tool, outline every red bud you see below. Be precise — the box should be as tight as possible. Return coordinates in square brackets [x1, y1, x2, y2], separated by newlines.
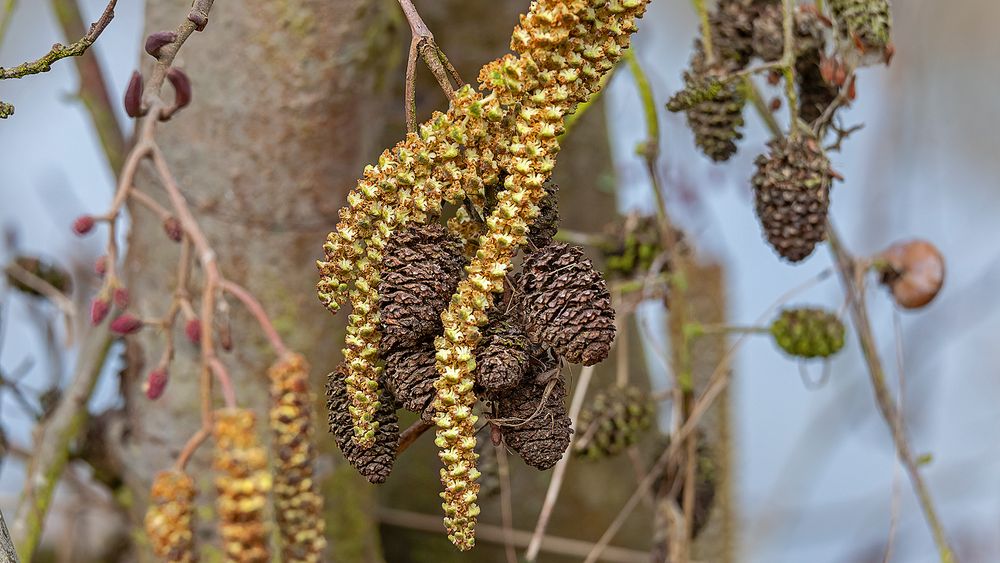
[94, 256, 108, 277]
[188, 12, 208, 31]
[90, 298, 110, 325]
[184, 319, 201, 345]
[113, 287, 130, 309]
[166, 68, 192, 112]
[144, 31, 177, 58]
[73, 215, 95, 235]
[163, 216, 183, 242]
[110, 314, 143, 335]
[143, 369, 169, 400]
[769, 97, 782, 112]
[124, 71, 144, 118]
[219, 321, 233, 352]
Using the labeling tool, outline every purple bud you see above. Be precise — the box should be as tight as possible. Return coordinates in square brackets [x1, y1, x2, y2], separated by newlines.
[188, 12, 208, 32]
[124, 71, 144, 118]
[110, 314, 143, 335]
[144, 31, 177, 58]
[144, 369, 169, 400]
[90, 298, 110, 326]
[72, 215, 95, 235]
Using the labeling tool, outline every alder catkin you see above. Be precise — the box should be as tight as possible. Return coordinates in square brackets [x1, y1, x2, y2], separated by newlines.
[144, 470, 197, 563]
[213, 409, 271, 563]
[268, 354, 326, 562]
[326, 364, 399, 483]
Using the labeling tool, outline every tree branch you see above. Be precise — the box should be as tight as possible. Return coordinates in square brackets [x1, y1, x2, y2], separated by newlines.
[0, 0, 115, 80]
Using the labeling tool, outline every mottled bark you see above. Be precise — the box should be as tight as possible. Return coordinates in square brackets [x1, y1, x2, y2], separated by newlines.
[117, 1, 401, 560]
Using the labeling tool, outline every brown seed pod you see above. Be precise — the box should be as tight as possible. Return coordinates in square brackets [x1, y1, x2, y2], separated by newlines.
[488, 347, 571, 470]
[268, 354, 327, 562]
[213, 409, 271, 563]
[382, 339, 438, 421]
[519, 243, 616, 366]
[326, 364, 399, 483]
[144, 470, 197, 563]
[876, 240, 945, 309]
[379, 223, 465, 352]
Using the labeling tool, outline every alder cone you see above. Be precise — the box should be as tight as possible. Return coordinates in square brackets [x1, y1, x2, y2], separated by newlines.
[770, 307, 846, 358]
[710, 0, 758, 69]
[379, 223, 465, 351]
[382, 340, 438, 421]
[520, 243, 615, 366]
[527, 183, 560, 250]
[797, 50, 840, 124]
[326, 366, 399, 483]
[752, 137, 835, 262]
[475, 315, 530, 393]
[681, 70, 747, 163]
[573, 385, 655, 460]
[489, 348, 570, 470]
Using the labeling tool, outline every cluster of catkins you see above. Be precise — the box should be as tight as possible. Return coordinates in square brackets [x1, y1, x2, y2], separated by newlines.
[143, 355, 326, 562]
[317, 0, 648, 549]
[668, 0, 892, 263]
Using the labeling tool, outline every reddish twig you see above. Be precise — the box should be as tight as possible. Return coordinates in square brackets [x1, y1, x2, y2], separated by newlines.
[397, 419, 433, 455]
[396, 0, 463, 132]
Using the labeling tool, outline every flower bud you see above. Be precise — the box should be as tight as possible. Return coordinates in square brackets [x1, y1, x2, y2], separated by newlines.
[90, 298, 110, 325]
[166, 68, 192, 112]
[124, 71, 144, 118]
[72, 215, 95, 235]
[144, 369, 169, 400]
[110, 314, 143, 335]
[94, 256, 108, 277]
[144, 31, 177, 58]
[113, 287, 130, 309]
[162, 216, 183, 242]
[188, 12, 208, 31]
[185, 319, 202, 345]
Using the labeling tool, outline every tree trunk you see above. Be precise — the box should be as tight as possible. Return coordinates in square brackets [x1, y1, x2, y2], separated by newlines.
[117, 1, 403, 560]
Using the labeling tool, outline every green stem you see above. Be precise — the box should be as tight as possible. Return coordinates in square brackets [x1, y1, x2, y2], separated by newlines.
[690, 0, 715, 65]
[0, 0, 16, 48]
[826, 224, 957, 563]
[781, 0, 800, 135]
[743, 76, 783, 139]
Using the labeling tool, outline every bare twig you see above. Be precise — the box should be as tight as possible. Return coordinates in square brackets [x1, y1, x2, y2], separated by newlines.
[826, 224, 957, 563]
[691, 0, 715, 66]
[50, 0, 126, 172]
[0, 0, 116, 79]
[524, 365, 595, 561]
[397, 419, 433, 455]
[3, 263, 76, 321]
[396, 0, 463, 132]
[379, 507, 648, 563]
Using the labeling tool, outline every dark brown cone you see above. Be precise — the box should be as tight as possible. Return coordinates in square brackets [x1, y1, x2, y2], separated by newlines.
[678, 64, 746, 163]
[475, 314, 530, 393]
[519, 243, 616, 366]
[379, 223, 465, 351]
[527, 183, 560, 250]
[382, 340, 438, 421]
[710, 0, 759, 70]
[326, 365, 399, 483]
[796, 49, 840, 124]
[751, 4, 828, 63]
[752, 137, 835, 262]
[573, 385, 655, 460]
[489, 348, 571, 470]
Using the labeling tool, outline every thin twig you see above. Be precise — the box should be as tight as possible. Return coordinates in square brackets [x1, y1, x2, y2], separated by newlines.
[379, 507, 649, 563]
[0, 0, 116, 80]
[691, 0, 715, 66]
[2, 263, 76, 321]
[396, 0, 463, 130]
[744, 77, 783, 138]
[219, 280, 289, 357]
[524, 365, 595, 561]
[397, 419, 433, 455]
[826, 224, 957, 563]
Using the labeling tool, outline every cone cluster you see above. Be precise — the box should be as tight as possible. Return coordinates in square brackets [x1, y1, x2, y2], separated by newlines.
[268, 354, 326, 562]
[602, 214, 681, 280]
[770, 307, 846, 358]
[317, 0, 646, 549]
[573, 385, 655, 459]
[144, 470, 196, 563]
[829, 0, 892, 61]
[213, 409, 271, 563]
[752, 136, 835, 262]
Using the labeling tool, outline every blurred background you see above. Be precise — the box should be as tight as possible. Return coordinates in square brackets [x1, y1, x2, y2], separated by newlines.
[1, 0, 999, 561]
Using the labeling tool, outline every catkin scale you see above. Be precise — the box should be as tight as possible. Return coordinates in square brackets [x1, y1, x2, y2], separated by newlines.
[144, 470, 197, 563]
[213, 409, 271, 563]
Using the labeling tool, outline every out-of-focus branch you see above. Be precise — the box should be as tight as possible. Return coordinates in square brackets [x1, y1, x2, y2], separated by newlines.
[0, 0, 115, 79]
[826, 225, 957, 563]
[0, 0, 16, 48]
[50, 0, 126, 172]
[12, 325, 112, 560]
[397, 0, 462, 132]
[397, 419, 433, 455]
[0, 505, 16, 563]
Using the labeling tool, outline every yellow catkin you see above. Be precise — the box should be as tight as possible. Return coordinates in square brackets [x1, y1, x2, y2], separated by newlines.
[213, 409, 271, 563]
[144, 470, 197, 562]
[269, 354, 327, 562]
[317, 0, 649, 549]
[431, 0, 650, 549]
